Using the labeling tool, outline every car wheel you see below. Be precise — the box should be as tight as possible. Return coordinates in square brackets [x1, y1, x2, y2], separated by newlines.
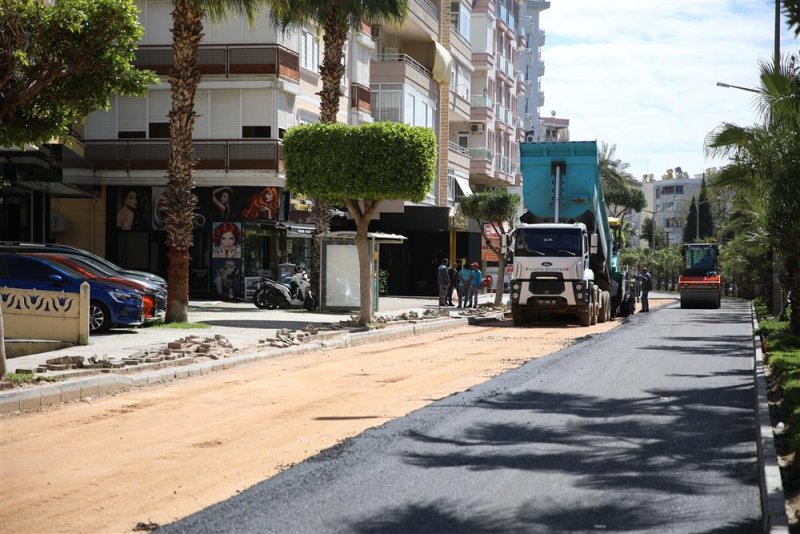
[89, 300, 112, 333]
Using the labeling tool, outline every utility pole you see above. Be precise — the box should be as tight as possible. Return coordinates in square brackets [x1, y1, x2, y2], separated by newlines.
[772, 0, 783, 316]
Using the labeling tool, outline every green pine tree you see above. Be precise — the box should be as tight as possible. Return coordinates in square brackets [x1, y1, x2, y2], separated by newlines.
[683, 197, 698, 243]
[698, 177, 714, 239]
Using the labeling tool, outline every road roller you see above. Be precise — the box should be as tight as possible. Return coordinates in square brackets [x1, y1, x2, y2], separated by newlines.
[679, 243, 722, 309]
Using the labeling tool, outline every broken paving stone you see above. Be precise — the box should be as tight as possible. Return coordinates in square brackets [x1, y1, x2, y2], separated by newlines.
[46, 363, 69, 371]
[167, 342, 182, 350]
[15, 368, 35, 374]
[124, 359, 140, 366]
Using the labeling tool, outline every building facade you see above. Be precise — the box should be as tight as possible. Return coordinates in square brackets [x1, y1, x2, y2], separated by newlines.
[638, 174, 702, 248]
[0, 0, 551, 297]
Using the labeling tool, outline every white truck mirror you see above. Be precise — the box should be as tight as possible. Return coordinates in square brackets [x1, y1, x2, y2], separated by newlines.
[590, 233, 598, 254]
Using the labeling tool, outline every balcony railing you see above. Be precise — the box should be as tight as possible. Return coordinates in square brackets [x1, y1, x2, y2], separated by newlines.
[469, 147, 492, 161]
[134, 44, 300, 81]
[496, 4, 516, 32]
[470, 95, 494, 109]
[494, 154, 515, 175]
[374, 52, 432, 77]
[414, 0, 440, 20]
[448, 141, 470, 156]
[350, 83, 372, 113]
[84, 139, 283, 172]
[495, 104, 514, 126]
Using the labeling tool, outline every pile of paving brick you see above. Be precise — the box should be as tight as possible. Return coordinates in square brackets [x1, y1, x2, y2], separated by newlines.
[258, 328, 318, 348]
[21, 334, 237, 375]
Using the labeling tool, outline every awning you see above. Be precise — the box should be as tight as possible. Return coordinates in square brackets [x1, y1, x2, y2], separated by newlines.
[454, 176, 473, 197]
[277, 222, 316, 238]
[432, 41, 452, 84]
[318, 231, 407, 244]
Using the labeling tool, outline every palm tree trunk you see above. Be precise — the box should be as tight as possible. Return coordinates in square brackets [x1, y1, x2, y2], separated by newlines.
[164, 0, 202, 323]
[310, 11, 349, 300]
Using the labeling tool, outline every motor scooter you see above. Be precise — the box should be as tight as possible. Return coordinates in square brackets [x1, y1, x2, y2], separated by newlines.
[253, 270, 317, 311]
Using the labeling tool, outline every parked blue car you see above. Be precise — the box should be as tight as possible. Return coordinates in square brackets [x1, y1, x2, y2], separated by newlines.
[0, 253, 143, 333]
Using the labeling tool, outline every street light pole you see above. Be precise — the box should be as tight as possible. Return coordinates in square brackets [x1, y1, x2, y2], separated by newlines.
[716, 69, 784, 316]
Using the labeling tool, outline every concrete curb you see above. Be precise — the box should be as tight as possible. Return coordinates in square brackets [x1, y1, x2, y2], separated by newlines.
[752, 304, 790, 532]
[0, 316, 475, 415]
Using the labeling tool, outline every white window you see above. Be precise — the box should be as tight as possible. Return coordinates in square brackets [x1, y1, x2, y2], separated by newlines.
[301, 30, 319, 72]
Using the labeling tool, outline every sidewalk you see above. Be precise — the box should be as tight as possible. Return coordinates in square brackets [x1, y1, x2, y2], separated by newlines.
[3, 293, 503, 376]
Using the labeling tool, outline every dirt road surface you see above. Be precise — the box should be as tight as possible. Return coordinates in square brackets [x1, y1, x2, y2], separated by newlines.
[0, 302, 667, 533]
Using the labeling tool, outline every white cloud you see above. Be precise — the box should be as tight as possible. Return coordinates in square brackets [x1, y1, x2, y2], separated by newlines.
[540, 0, 798, 179]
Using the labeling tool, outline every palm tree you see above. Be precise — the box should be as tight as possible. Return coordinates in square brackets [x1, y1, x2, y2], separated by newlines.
[267, 0, 408, 296]
[163, 0, 267, 323]
[706, 56, 800, 333]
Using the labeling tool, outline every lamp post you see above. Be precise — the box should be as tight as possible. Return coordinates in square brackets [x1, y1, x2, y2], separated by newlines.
[716, 76, 783, 316]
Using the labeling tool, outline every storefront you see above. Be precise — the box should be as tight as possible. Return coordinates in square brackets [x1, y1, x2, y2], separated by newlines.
[107, 185, 301, 300]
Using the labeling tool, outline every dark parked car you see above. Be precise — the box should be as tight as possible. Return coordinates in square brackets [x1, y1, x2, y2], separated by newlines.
[0, 242, 166, 288]
[0, 253, 144, 332]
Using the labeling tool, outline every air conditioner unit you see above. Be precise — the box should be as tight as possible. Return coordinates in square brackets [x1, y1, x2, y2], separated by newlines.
[470, 123, 485, 134]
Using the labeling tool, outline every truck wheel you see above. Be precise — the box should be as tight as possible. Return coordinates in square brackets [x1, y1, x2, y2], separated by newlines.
[598, 291, 609, 323]
[578, 309, 592, 327]
[512, 305, 525, 326]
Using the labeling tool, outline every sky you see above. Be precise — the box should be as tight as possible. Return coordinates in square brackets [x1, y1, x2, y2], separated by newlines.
[540, 0, 799, 180]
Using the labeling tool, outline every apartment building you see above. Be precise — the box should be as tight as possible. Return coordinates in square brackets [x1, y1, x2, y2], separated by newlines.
[638, 174, 702, 248]
[0, 0, 551, 297]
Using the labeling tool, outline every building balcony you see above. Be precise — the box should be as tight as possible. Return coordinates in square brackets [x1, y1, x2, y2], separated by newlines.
[539, 30, 546, 47]
[495, 104, 515, 127]
[83, 139, 283, 172]
[470, 95, 494, 122]
[371, 52, 436, 95]
[134, 44, 300, 82]
[350, 83, 372, 113]
[448, 141, 471, 173]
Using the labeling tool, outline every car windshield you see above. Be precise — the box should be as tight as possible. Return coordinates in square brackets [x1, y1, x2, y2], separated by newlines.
[65, 255, 117, 277]
[515, 229, 583, 257]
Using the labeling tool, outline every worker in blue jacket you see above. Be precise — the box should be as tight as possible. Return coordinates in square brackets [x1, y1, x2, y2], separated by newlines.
[469, 261, 483, 308]
[457, 263, 473, 308]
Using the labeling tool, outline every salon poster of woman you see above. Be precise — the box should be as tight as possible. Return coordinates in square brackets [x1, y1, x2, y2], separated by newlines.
[212, 222, 242, 259]
[240, 186, 280, 221]
[116, 187, 151, 231]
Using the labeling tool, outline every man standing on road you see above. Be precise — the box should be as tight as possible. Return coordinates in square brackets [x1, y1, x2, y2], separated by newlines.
[437, 259, 451, 307]
[469, 261, 483, 308]
[447, 261, 458, 306]
[458, 262, 473, 308]
[639, 267, 652, 312]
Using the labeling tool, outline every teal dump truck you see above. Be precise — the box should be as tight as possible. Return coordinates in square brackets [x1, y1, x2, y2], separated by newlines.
[503, 140, 636, 326]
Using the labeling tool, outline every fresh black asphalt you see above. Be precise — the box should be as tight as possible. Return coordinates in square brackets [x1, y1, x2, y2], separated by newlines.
[159, 300, 760, 533]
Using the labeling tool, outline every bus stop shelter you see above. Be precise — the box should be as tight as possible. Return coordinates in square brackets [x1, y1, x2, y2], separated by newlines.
[317, 231, 406, 312]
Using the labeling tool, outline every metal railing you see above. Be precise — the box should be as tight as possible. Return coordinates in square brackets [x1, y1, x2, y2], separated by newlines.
[451, 25, 471, 47]
[414, 0, 440, 20]
[448, 141, 470, 156]
[84, 139, 283, 172]
[134, 44, 300, 81]
[373, 52, 432, 78]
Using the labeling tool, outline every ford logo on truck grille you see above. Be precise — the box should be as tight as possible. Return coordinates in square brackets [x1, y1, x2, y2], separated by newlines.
[541, 262, 552, 266]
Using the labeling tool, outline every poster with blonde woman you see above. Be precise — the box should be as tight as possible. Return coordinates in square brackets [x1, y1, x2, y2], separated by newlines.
[212, 222, 242, 259]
